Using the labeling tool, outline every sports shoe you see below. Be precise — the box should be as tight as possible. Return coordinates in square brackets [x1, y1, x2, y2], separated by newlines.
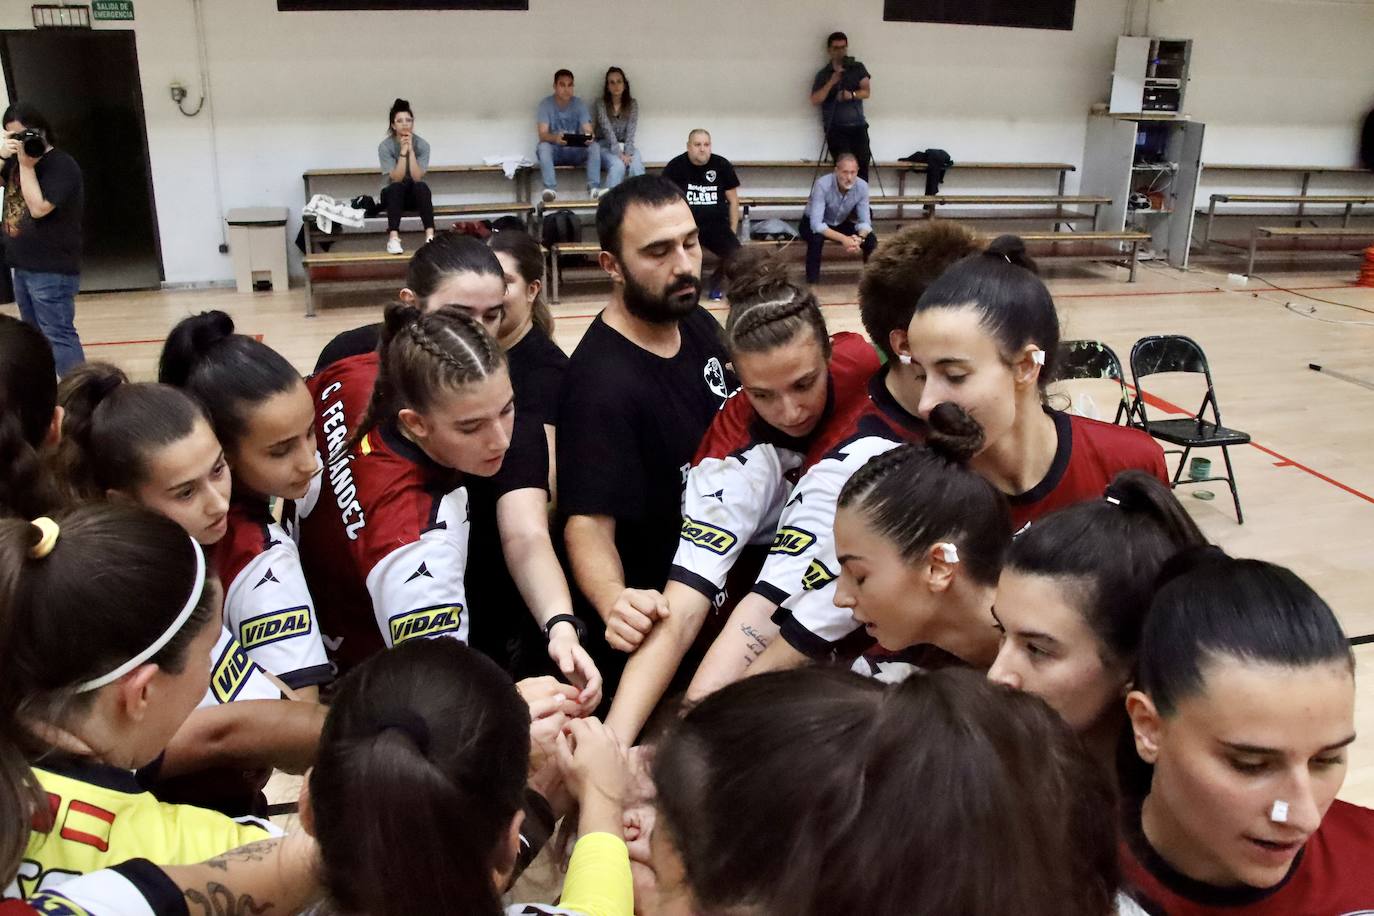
[386, 237, 403, 255]
[590, 187, 607, 200]
[541, 188, 558, 203]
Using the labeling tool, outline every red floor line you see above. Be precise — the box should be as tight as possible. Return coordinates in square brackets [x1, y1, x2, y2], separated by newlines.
[1134, 387, 1374, 506]
[85, 333, 264, 348]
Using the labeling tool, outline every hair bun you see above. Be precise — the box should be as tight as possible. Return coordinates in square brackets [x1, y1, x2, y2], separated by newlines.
[1153, 544, 1229, 592]
[393, 98, 409, 109]
[724, 248, 796, 303]
[984, 235, 1039, 274]
[925, 402, 985, 463]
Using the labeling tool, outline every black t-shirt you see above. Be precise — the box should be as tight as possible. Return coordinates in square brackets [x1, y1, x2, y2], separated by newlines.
[558, 307, 734, 594]
[2, 148, 84, 274]
[812, 61, 871, 129]
[661, 154, 739, 228]
[465, 402, 551, 673]
[507, 326, 568, 429]
[315, 322, 382, 373]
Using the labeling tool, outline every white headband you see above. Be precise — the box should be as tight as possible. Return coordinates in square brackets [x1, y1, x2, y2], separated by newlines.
[74, 537, 207, 693]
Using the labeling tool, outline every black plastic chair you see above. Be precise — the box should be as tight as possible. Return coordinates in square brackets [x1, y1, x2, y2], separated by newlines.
[1127, 335, 1251, 523]
[1056, 339, 1131, 425]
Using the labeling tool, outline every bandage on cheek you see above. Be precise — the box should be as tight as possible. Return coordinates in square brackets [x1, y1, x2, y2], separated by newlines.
[1270, 800, 1289, 824]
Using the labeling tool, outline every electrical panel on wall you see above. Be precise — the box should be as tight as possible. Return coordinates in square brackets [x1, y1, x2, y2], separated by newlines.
[1109, 37, 1191, 115]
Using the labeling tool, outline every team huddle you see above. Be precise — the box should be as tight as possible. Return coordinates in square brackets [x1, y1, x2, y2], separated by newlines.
[0, 174, 1370, 916]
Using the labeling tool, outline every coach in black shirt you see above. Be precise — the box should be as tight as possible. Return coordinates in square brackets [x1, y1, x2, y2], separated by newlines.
[661, 129, 741, 299]
[559, 175, 735, 693]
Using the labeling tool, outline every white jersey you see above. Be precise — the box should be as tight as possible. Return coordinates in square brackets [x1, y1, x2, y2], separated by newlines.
[215, 502, 331, 690]
[196, 627, 283, 709]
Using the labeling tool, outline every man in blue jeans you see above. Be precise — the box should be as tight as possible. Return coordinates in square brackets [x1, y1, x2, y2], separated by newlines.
[1, 102, 83, 376]
[536, 70, 602, 203]
[801, 153, 877, 284]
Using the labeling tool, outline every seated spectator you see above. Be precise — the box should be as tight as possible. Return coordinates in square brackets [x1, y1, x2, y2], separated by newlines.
[801, 152, 876, 283]
[595, 67, 644, 191]
[537, 70, 601, 203]
[661, 129, 740, 299]
[378, 98, 434, 255]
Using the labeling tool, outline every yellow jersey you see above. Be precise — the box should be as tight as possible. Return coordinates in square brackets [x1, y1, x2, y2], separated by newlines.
[7, 759, 274, 901]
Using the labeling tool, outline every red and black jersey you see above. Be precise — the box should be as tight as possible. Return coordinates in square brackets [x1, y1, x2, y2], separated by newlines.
[213, 497, 330, 690]
[299, 368, 471, 673]
[668, 332, 879, 600]
[1009, 410, 1168, 531]
[755, 364, 925, 612]
[1120, 798, 1374, 915]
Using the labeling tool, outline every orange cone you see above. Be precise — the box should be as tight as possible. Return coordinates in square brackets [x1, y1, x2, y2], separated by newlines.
[1359, 245, 1374, 287]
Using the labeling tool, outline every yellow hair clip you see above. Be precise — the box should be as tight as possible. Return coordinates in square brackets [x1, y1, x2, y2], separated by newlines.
[29, 517, 59, 560]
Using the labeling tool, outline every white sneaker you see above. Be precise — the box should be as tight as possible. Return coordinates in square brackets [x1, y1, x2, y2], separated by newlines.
[386, 237, 403, 255]
[541, 188, 558, 203]
[590, 187, 607, 200]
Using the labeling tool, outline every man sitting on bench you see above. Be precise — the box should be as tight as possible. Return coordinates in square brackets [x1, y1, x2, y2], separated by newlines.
[536, 69, 602, 203]
[801, 153, 876, 284]
[661, 129, 740, 300]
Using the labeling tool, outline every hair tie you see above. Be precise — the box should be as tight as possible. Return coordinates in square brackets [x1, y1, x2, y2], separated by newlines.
[1102, 482, 1144, 512]
[375, 710, 431, 755]
[29, 517, 60, 559]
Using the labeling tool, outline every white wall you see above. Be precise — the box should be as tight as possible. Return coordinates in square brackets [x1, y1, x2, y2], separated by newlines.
[3, 0, 1373, 284]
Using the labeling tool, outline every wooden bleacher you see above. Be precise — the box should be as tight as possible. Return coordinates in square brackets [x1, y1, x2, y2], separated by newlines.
[1199, 193, 1374, 246]
[1244, 225, 1374, 276]
[298, 158, 1087, 314]
[545, 228, 1149, 302]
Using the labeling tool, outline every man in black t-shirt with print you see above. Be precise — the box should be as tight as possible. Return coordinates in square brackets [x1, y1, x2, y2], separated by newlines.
[559, 175, 735, 697]
[661, 129, 740, 300]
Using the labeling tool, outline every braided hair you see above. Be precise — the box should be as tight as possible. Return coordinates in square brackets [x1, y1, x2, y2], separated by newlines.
[722, 249, 830, 358]
[837, 436, 1011, 587]
[349, 303, 507, 452]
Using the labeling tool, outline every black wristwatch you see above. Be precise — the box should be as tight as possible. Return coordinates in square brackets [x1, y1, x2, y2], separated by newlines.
[544, 614, 586, 641]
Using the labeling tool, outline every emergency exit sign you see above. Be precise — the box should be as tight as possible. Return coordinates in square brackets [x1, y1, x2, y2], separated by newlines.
[92, 0, 135, 20]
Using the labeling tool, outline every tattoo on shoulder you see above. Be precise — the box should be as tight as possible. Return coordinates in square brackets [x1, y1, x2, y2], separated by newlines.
[204, 839, 279, 871]
[184, 883, 273, 916]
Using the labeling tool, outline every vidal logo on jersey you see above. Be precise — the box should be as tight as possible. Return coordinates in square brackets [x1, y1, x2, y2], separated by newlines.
[240, 606, 313, 650]
[770, 526, 817, 556]
[388, 605, 463, 644]
[680, 516, 737, 555]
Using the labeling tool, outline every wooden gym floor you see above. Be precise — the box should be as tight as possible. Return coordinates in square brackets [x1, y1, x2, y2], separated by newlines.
[11, 248, 1374, 806]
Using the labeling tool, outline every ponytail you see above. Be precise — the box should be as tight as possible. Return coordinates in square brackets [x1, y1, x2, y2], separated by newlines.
[838, 442, 1011, 587]
[723, 249, 830, 358]
[0, 504, 215, 883]
[0, 315, 59, 519]
[1006, 470, 1206, 667]
[350, 303, 506, 452]
[310, 639, 528, 916]
[914, 233, 1061, 388]
[54, 362, 213, 500]
[159, 311, 300, 450]
[487, 230, 554, 337]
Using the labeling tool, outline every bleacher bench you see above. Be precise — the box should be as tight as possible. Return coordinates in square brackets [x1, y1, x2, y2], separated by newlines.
[1245, 226, 1374, 276]
[1199, 194, 1374, 246]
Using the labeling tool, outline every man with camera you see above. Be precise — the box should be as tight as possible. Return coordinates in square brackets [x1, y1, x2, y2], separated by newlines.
[1, 102, 84, 375]
[810, 31, 873, 182]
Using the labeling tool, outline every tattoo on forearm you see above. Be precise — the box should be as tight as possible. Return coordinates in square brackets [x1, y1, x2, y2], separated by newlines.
[184, 883, 273, 915]
[204, 839, 279, 871]
[741, 624, 771, 660]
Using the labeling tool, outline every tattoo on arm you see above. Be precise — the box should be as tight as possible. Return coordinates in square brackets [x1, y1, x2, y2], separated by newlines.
[184, 883, 273, 915]
[741, 624, 771, 661]
[204, 839, 280, 872]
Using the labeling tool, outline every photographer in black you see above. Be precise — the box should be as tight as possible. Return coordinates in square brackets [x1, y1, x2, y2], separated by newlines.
[809, 31, 873, 182]
[1, 101, 84, 376]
